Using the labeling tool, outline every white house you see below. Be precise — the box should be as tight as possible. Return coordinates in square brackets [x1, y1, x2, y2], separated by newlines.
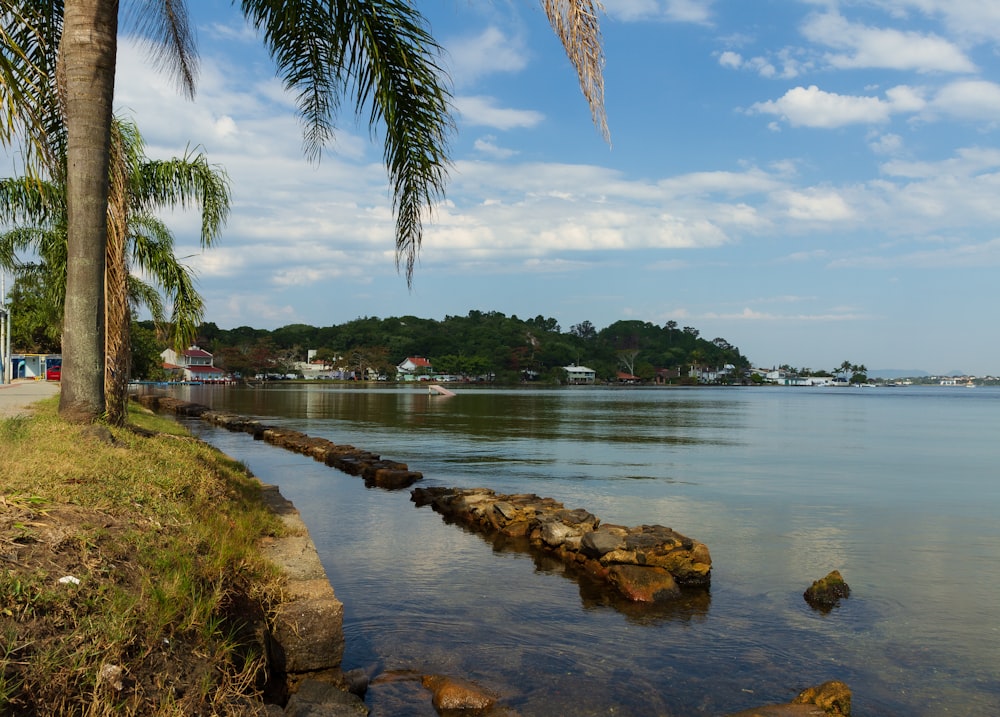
[563, 364, 596, 384]
[161, 345, 226, 382]
[397, 356, 433, 380]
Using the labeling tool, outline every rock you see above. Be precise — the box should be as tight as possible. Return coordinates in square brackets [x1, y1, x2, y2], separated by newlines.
[421, 674, 497, 712]
[606, 564, 680, 602]
[792, 680, 852, 715]
[804, 571, 850, 611]
[580, 524, 628, 558]
[283, 679, 368, 716]
[725, 680, 852, 717]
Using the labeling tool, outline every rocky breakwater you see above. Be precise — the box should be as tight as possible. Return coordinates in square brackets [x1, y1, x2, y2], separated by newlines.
[133, 394, 422, 489]
[411, 486, 711, 602]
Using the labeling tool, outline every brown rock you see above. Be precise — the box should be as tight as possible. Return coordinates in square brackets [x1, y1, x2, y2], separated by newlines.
[792, 680, 851, 716]
[804, 571, 851, 610]
[725, 681, 851, 717]
[606, 564, 680, 602]
[421, 674, 497, 711]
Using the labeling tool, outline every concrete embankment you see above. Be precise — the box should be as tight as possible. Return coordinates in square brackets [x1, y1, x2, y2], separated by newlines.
[134, 393, 423, 489]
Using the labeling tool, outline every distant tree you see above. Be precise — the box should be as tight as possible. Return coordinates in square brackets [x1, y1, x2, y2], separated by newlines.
[130, 320, 167, 380]
[570, 320, 597, 340]
[617, 348, 640, 376]
[4, 265, 62, 353]
[314, 347, 344, 371]
[351, 346, 390, 379]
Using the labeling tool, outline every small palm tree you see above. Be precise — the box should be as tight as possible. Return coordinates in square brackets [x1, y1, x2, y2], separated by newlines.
[0, 115, 229, 424]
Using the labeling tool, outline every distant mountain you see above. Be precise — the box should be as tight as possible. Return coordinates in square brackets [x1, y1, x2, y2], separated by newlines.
[867, 369, 930, 379]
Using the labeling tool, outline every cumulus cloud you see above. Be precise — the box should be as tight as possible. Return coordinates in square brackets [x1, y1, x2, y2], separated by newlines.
[751, 85, 894, 127]
[473, 136, 518, 159]
[801, 11, 976, 73]
[930, 80, 1000, 121]
[455, 96, 545, 130]
[777, 189, 855, 221]
[444, 27, 528, 87]
[717, 47, 808, 79]
[868, 132, 904, 155]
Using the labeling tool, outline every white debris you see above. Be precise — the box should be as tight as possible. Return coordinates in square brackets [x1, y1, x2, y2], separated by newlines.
[58, 575, 80, 585]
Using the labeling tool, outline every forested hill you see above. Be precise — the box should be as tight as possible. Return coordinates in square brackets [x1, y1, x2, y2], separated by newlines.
[178, 311, 751, 383]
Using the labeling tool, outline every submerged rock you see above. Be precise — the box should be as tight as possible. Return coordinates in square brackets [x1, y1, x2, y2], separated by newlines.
[803, 570, 851, 611]
[725, 680, 852, 716]
[421, 674, 497, 712]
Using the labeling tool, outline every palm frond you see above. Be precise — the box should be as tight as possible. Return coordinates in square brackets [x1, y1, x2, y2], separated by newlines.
[340, 0, 454, 285]
[122, 0, 198, 98]
[0, 0, 65, 171]
[540, 0, 609, 142]
[127, 275, 166, 324]
[0, 176, 63, 224]
[240, 0, 454, 285]
[137, 150, 231, 246]
[240, 0, 342, 163]
[127, 215, 204, 350]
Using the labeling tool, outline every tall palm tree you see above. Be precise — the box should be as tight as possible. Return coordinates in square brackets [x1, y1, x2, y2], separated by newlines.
[0, 115, 229, 424]
[5, 0, 607, 422]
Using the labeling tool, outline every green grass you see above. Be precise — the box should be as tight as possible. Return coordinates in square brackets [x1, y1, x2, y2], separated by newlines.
[0, 399, 285, 715]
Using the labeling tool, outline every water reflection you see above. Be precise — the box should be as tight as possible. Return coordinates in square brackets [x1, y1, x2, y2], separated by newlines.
[173, 384, 1000, 716]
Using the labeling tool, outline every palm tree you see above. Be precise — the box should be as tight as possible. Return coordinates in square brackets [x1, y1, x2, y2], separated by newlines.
[0, 116, 229, 424]
[0, 0, 64, 171]
[4, 0, 607, 423]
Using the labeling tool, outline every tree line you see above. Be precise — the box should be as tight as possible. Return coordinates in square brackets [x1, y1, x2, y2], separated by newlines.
[170, 311, 751, 384]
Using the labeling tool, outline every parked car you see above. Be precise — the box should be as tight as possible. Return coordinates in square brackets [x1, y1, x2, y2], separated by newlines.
[46, 364, 61, 381]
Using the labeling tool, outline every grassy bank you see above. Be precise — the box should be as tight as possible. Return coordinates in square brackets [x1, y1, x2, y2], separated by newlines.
[1, 399, 285, 715]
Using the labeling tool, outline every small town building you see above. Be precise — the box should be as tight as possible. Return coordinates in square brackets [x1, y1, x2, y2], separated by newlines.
[563, 364, 596, 384]
[160, 345, 227, 383]
[397, 356, 433, 380]
[6, 353, 61, 381]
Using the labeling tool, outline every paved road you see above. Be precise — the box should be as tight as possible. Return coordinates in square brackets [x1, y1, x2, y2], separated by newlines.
[0, 380, 61, 418]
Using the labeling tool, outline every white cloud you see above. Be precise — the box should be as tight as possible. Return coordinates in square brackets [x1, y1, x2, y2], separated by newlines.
[473, 136, 518, 159]
[718, 51, 743, 69]
[930, 80, 1000, 121]
[444, 27, 528, 87]
[877, 0, 1000, 43]
[868, 132, 904, 154]
[777, 189, 854, 221]
[603, 0, 715, 23]
[455, 96, 545, 130]
[801, 11, 976, 73]
[751, 85, 894, 127]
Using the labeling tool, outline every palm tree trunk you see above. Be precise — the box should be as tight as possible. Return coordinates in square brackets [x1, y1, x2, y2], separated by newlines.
[103, 119, 130, 426]
[59, 0, 118, 422]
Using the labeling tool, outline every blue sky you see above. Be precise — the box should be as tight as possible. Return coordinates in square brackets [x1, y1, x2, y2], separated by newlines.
[9, 0, 1000, 374]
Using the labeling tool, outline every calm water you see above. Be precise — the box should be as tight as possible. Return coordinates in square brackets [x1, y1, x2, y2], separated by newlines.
[168, 384, 1000, 716]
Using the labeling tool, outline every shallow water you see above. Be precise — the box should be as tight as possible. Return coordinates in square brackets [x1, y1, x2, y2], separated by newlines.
[172, 384, 1000, 716]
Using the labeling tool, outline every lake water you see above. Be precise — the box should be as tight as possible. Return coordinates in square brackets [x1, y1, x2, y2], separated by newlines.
[167, 384, 1000, 716]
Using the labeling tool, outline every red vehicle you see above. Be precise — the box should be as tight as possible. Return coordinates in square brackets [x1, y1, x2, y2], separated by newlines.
[46, 364, 61, 381]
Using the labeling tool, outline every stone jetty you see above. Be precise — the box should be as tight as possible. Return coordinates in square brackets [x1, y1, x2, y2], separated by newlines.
[133, 394, 423, 489]
[411, 486, 711, 602]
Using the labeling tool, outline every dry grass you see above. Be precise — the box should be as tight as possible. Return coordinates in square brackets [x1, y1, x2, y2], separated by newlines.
[0, 398, 285, 715]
